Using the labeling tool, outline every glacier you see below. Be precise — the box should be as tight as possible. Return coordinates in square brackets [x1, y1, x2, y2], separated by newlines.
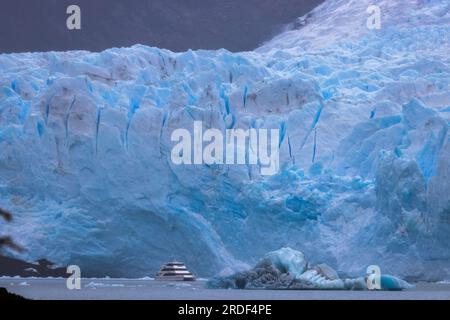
[0, 0, 449, 280]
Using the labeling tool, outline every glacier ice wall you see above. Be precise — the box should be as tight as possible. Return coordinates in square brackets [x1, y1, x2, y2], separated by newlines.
[0, 0, 449, 279]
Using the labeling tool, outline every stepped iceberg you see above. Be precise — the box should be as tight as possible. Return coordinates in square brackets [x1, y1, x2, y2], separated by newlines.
[0, 0, 449, 279]
[207, 247, 413, 290]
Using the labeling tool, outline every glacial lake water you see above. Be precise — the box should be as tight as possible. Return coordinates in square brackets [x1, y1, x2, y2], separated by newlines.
[1, 278, 450, 300]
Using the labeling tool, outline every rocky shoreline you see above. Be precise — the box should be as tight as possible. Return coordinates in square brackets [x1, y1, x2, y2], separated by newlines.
[0, 287, 27, 300]
[0, 255, 67, 278]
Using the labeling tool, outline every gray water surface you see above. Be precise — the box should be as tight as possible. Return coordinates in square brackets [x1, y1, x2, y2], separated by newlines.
[2, 278, 450, 300]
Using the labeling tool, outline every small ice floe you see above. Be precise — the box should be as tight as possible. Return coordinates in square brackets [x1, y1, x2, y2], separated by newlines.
[24, 268, 38, 274]
[85, 282, 125, 288]
[196, 278, 209, 281]
[18, 281, 29, 286]
[166, 282, 192, 288]
[85, 282, 106, 288]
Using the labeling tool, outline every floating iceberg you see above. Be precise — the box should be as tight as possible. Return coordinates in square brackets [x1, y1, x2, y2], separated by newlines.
[0, 0, 449, 279]
[207, 247, 413, 290]
[264, 247, 307, 279]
